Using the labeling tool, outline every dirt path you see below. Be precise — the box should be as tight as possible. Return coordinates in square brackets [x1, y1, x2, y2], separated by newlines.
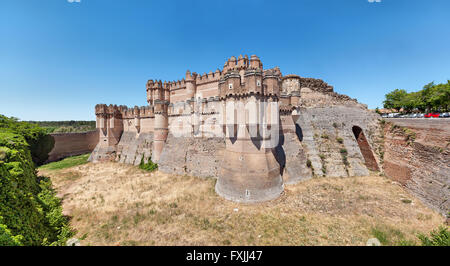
[39, 162, 445, 246]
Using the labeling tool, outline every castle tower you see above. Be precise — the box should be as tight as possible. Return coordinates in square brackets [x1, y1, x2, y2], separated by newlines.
[185, 70, 197, 100]
[215, 55, 284, 203]
[95, 104, 124, 148]
[152, 80, 169, 162]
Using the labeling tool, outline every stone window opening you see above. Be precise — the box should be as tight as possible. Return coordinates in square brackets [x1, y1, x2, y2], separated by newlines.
[229, 84, 233, 90]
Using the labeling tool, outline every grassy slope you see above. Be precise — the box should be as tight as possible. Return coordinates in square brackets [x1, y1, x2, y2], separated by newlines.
[39, 161, 447, 246]
[39, 153, 90, 171]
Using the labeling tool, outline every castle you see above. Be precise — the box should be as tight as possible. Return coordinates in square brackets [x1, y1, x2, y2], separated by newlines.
[90, 55, 382, 203]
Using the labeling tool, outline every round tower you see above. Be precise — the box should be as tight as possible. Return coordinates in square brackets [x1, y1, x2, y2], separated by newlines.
[185, 70, 197, 100]
[216, 56, 283, 203]
[152, 80, 169, 162]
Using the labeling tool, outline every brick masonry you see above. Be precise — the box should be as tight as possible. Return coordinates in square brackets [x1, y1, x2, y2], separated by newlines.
[46, 130, 99, 163]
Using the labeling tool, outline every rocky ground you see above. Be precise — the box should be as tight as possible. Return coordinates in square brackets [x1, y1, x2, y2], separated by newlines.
[39, 162, 445, 246]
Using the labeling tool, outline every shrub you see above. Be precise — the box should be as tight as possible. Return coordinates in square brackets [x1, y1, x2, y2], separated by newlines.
[139, 157, 158, 172]
[340, 148, 347, 155]
[0, 115, 73, 245]
[342, 155, 349, 166]
[418, 226, 449, 246]
[306, 159, 312, 168]
[336, 137, 343, 144]
[0, 115, 54, 165]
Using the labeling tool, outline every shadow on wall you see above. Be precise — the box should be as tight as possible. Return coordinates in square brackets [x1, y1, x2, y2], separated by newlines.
[273, 127, 286, 176]
[295, 123, 303, 142]
[352, 126, 379, 171]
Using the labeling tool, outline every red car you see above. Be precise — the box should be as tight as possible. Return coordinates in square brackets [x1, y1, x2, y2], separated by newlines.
[424, 113, 440, 118]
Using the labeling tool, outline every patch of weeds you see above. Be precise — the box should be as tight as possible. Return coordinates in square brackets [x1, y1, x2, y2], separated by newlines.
[222, 239, 231, 245]
[169, 202, 178, 209]
[111, 215, 119, 223]
[339, 148, 347, 155]
[417, 213, 432, 221]
[402, 128, 416, 142]
[336, 137, 343, 144]
[398, 239, 417, 246]
[121, 240, 140, 246]
[390, 124, 400, 132]
[321, 134, 329, 139]
[139, 157, 158, 172]
[401, 199, 412, 204]
[332, 122, 338, 128]
[342, 155, 349, 166]
[371, 226, 407, 246]
[133, 211, 145, 225]
[358, 194, 369, 201]
[321, 166, 327, 175]
[79, 232, 88, 240]
[306, 159, 312, 168]
[418, 226, 449, 246]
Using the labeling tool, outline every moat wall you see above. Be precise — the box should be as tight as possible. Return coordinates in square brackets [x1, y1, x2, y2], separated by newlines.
[46, 130, 99, 163]
[383, 120, 450, 215]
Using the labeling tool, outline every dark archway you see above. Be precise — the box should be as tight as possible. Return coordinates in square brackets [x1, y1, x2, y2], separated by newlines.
[352, 126, 379, 171]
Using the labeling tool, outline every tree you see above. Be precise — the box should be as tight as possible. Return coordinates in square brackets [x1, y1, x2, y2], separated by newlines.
[383, 81, 450, 113]
[383, 89, 408, 111]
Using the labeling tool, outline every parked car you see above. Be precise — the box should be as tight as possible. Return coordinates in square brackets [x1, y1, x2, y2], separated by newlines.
[417, 113, 425, 118]
[439, 112, 450, 118]
[424, 113, 440, 118]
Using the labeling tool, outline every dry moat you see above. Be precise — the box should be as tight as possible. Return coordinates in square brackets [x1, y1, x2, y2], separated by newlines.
[39, 161, 444, 246]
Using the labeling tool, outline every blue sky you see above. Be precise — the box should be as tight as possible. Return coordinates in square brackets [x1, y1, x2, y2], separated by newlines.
[1, 0, 449, 121]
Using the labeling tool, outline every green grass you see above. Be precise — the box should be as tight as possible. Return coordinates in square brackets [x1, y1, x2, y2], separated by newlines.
[39, 153, 90, 171]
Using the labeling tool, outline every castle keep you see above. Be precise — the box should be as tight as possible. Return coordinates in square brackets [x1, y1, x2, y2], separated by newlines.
[90, 55, 383, 203]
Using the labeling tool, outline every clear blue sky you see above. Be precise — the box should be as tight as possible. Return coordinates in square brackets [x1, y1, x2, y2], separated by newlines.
[1, 0, 449, 121]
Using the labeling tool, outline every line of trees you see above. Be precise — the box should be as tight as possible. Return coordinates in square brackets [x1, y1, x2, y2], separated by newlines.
[26, 120, 96, 134]
[383, 81, 450, 113]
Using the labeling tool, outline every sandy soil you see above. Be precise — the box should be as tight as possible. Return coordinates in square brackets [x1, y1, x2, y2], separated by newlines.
[39, 162, 445, 246]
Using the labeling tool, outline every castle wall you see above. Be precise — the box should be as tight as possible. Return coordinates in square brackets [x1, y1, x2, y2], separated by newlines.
[295, 105, 382, 178]
[46, 130, 99, 163]
[158, 134, 225, 178]
[89, 55, 388, 204]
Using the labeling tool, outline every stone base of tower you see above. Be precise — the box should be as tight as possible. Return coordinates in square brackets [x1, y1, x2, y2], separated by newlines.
[215, 149, 284, 203]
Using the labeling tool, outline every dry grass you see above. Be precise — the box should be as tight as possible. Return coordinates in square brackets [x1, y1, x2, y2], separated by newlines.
[39, 162, 445, 246]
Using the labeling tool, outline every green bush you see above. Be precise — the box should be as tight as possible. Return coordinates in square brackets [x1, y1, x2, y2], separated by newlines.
[139, 157, 158, 172]
[0, 115, 73, 246]
[418, 226, 449, 246]
[0, 115, 54, 166]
